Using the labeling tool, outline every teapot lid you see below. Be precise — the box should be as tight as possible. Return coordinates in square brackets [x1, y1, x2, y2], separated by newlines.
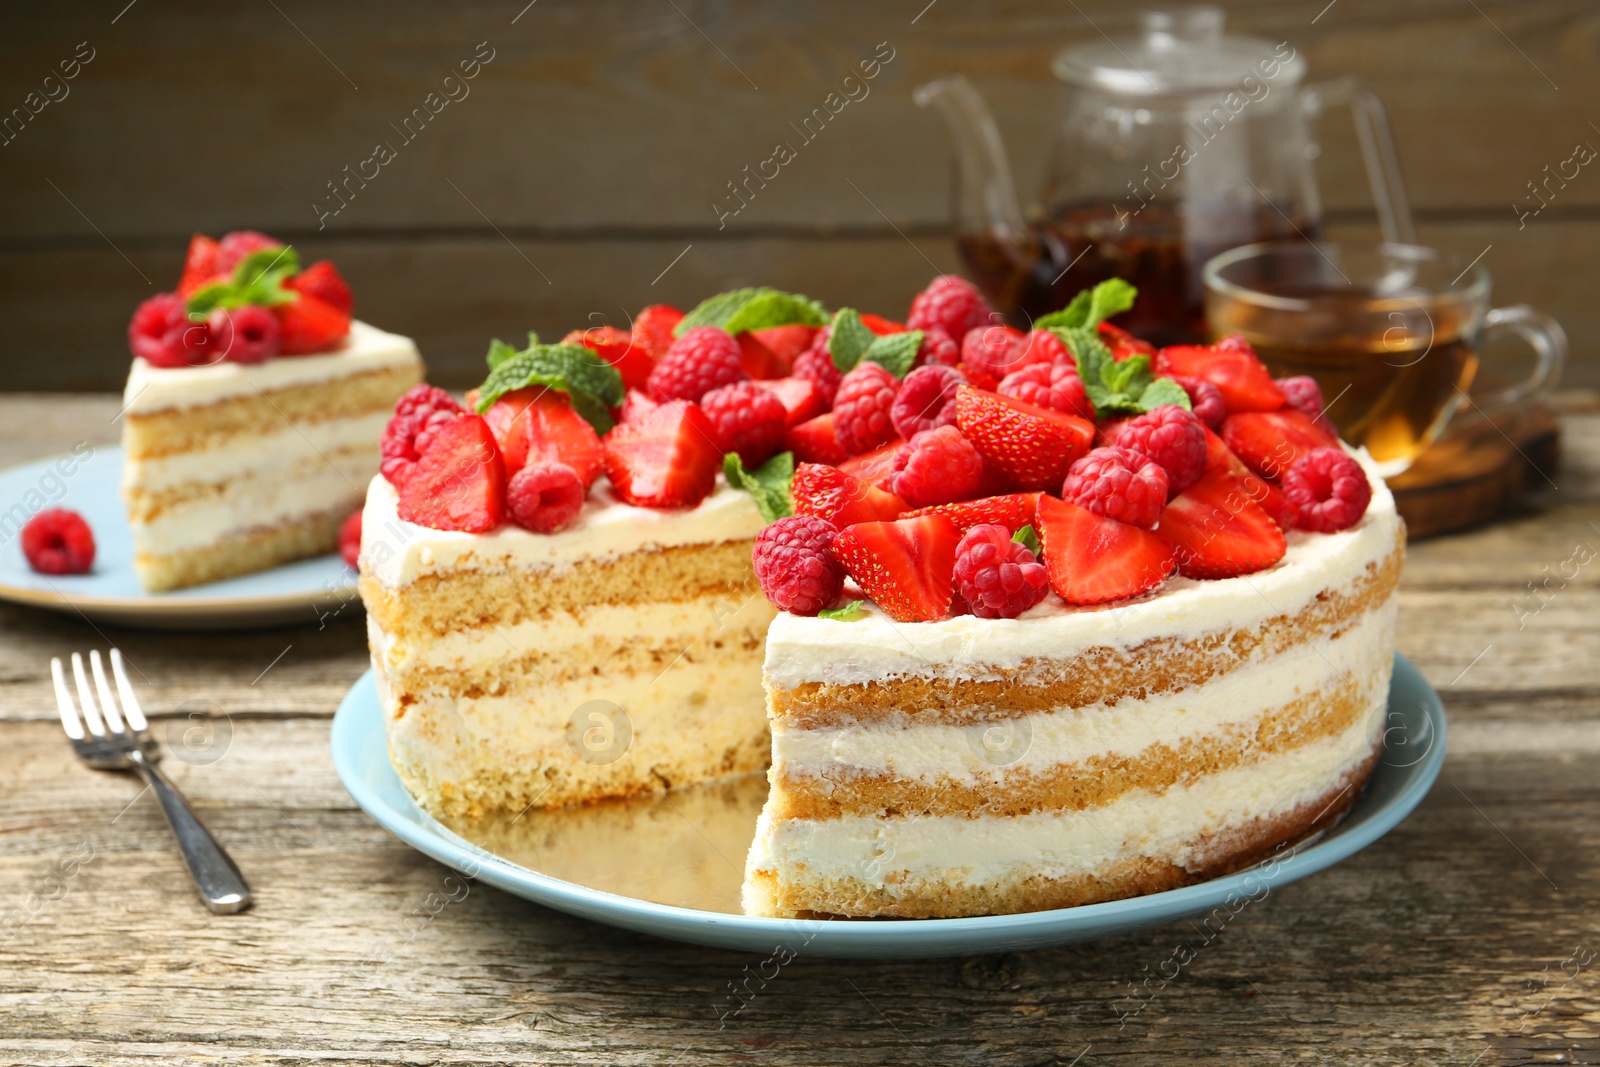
[1052, 7, 1305, 96]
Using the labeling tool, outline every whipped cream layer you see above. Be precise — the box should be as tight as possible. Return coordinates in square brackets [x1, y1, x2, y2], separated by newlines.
[123, 320, 421, 416]
[131, 457, 370, 555]
[122, 411, 389, 494]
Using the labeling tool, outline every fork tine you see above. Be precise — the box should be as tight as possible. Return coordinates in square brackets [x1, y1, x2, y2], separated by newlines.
[110, 649, 148, 732]
[70, 653, 107, 737]
[89, 651, 126, 734]
[51, 657, 85, 741]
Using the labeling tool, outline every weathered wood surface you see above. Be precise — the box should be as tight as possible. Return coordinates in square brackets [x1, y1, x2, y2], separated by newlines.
[2, 0, 1599, 390]
[0, 394, 1598, 1065]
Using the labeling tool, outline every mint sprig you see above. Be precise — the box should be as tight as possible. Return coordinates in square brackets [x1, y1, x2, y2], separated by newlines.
[676, 287, 827, 337]
[1011, 524, 1040, 556]
[723, 451, 794, 525]
[474, 341, 625, 434]
[818, 600, 864, 621]
[185, 245, 301, 316]
[1035, 278, 1137, 331]
[1055, 325, 1190, 419]
[827, 308, 921, 378]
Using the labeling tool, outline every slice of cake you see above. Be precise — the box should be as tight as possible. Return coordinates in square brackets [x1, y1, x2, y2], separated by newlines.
[121, 231, 422, 591]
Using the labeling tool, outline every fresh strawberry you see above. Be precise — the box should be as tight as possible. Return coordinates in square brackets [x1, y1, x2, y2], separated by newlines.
[736, 331, 786, 380]
[791, 463, 907, 526]
[832, 515, 962, 623]
[601, 399, 721, 509]
[1202, 427, 1293, 531]
[837, 438, 904, 488]
[396, 415, 506, 533]
[285, 260, 354, 314]
[860, 313, 906, 335]
[1098, 321, 1156, 361]
[753, 376, 826, 427]
[786, 412, 850, 466]
[631, 304, 683, 360]
[1155, 337, 1285, 414]
[952, 386, 1094, 492]
[1220, 409, 1340, 482]
[176, 234, 220, 297]
[1035, 494, 1175, 605]
[563, 326, 654, 392]
[900, 492, 1040, 534]
[276, 294, 351, 355]
[1157, 468, 1288, 579]
[483, 386, 604, 488]
[618, 388, 661, 425]
[747, 325, 818, 372]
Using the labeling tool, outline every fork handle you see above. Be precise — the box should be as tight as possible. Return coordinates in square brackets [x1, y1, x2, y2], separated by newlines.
[131, 755, 253, 914]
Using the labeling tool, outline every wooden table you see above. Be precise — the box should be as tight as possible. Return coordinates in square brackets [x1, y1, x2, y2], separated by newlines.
[2, 393, 1597, 1066]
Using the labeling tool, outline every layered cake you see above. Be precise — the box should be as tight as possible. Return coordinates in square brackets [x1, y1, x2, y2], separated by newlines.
[122, 231, 422, 591]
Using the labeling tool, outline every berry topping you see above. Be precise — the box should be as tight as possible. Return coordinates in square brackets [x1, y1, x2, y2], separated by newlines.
[752, 514, 845, 616]
[177, 234, 221, 298]
[276, 294, 351, 355]
[1021, 328, 1072, 366]
[1275, 375, 1326, 421]
[791, 463, 907, 526]
[1035, 494, 1175, 606]
[832, 514, 962, 623]
[1104, 404, 1207, 497]
[997, 361, 1093, 420]
[901, 492, 1040, 534]
[648, 325, 747, 402]
[1097, 321, 1156, 361]
[208, 304, 281, 364]
[382, 385, 467, 488]
[786, 412, 850, 466]
[752, 376, 826, 428]
[860, 313, 906, 335]
[1202, 426, 1294, 531]
[890, 364, 966, 440]
[483, 387, 604, 488]
[631, 304, 684, 360]
[700, 381, 789, 467]
[1220, 409, 1341, 482]
[952, 386, 1094, 492]
[735, 331, 786, 380]
[1168, 374, 1226, 429]
[601, 399, 722, 509]
[1061, 446, 1169, 530]
[213, 230, 283, 275]
[1157, 468, 1288, 579]
[618, 388, 661, 425]
[339, 508, 362, 569]
[792, 338, 843, 407]
[396, 415, 507, 533]
[128, 292, 201, 368]
[284, 260, 354, 315]
[888, 425, 983, 507]
[958, 324, 1029, 390]
[747, 324, 819, 372]
[917, 326, 960, 368]
[832, 361, 901, 455]
[563, 326, 654, 392]
[837, 438, 904, 487]
[952, 523, 1050, 619]
[1155, 337, 1285, 414]
[1281, 447, 1372, 533]
[21, 508, 95, 575]
[507, 461, 587, 533]
[906, 275, 993, 338]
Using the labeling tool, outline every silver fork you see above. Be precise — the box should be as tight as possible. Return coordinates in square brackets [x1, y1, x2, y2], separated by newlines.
[52, 649, 252, 914]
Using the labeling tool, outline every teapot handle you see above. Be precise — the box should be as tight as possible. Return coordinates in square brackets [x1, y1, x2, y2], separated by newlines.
[1302, 77, 1416, 246]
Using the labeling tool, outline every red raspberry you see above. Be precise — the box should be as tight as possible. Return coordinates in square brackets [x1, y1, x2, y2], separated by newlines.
[1021, 328, 1071, 366]
[998, 362, 1092, 419]
[833, 362, 900, 454]
[1168, 375, 1226, 429]
[208, 304, 281, 364]
[647, 325, 747, 402]
[1282, 447, 1371, 532]
[507, 461, 586, 533]
[213, 230, 284, 275]
[917, 326, 960, 368]
[906, 275, 993, 338]
[752, 514, 845, 615]
[793, 333, 842, 407]
[1106, 405, 1207, 497]
[952, 522, 1049, 619]
[21, 508, 95, 575]
[888, 425, 983, 507]
[700, 381, 788, 467]
[127, 293, 192, 368]
[959, 324, 1030, 389]
[1061, 446, 1169, 529]
[1276, 376, 1324, 419]
[891, 364, 965, 440]
[381, 384, 466, 489]
[339, 509, 362, 569]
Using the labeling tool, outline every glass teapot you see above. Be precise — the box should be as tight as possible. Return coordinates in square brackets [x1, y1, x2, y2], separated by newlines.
[917, 6, 1414, 345]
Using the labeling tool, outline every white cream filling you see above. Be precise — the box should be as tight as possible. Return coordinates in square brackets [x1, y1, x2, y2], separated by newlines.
[131, 460, 368, 555]
[122, 411, 390, 493]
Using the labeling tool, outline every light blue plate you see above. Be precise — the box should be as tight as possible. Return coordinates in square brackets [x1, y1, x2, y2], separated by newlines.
[0, 447, 359, 629]
[331, 654, 1446, 958]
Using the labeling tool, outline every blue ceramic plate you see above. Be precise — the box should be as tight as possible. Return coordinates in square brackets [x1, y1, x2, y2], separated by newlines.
[0, 447, 359, 629]
[332, 654, 1446, 959]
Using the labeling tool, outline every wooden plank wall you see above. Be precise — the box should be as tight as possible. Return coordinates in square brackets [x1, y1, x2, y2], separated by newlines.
[1, 0, 1596, 391]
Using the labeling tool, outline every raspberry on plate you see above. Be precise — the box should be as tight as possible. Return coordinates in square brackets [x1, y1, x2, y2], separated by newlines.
[21, 508, 95, 575]
[1282, 447, 1372, 533]
[792, 334, 843, 407]
[833, 362, 901, 455]
[952, 522, 1050, 619]
[700, 381, 789, 467]
[381, 384, 466, 489]
[396, 415, 507, 533]
[888, 425, 983, 508]
[1168, 375, 1226, 429]
[339, 508, 362, 569]
[507, 461, 587, 533]
[1062, 446, 1169, 530]
[998, 362, 1092, 420]
[648, 325, 747, 402]
[1105, 404, 1207, 497]
[752, 514, 845, 616]
[906, 275, 993, 338]
[891, 364, 965, 440]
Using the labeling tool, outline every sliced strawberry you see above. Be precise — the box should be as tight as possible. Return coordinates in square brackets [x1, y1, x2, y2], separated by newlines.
[601, 399, 721, 509]
[901, 492, 1040, 534]
[1036, 495, 1175, 605]
[618, 388, 661, 425]
[952, 386, 1093, 492]
[276, 294, 352, 355]
[838, 438, 904, 489]
[1098, 321, 1156, 362]
[748, 325, 817, 373]
[177, 234, 220, 297]
[786, 412, 850, 466]
[832, 515, 961, 622]
[563, 326, 653, 392]
[285, 260, 354, 314]
[736, 332, 786, 380]
[632, 304, 683, 360]
[860, 313, 906, 336]
[483, 387, 604, 488]
[753, 376, 826, 428]
[396, 415, 506, 533]
[791, 463, 907, 526]
[1203, 427, 1293, 531]
[1157, 468, 1288, 579]
[1220, 409, 1341, 482]
[1155, 339, 1285, 414]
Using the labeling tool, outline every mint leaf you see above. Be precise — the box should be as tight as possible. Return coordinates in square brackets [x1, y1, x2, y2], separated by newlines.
[1103, 353, 1152, 398]
[1036, 278, 1138, 331]
[232, 245, 299, 289]
[527, 330, 540, 347]
[1057, 325, 1190, 418]
[828, 308, 878, 372]
[485, 338, 520, 371]
[1036, 291, 1093, 332]
[676, 287, 827, 336]
[861, 330, 923, 379]
[185, 244, 301, 316]
[818, 600, 864, 621]
[723, 451, 794, 525]
[1137, 377, 1192, 413]
[475, 343, 625, 434]
[1011, 524, 1040, 556]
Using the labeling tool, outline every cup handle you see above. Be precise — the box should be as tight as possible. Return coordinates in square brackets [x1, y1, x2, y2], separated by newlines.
[1473, 304, 1567, 412]
[1302, 77, 1417, 247]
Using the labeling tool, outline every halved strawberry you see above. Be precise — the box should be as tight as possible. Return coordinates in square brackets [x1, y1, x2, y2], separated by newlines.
[748, 325, 817, 372]
[837, 438, 904, 488]
[177, 234, 220, 297]
[901, 492, 1040, 534]
[563, 326, 653, 392]
[285, 260, 354, 314]
[618, 388, 661, 425]
[860, 314, 906, 336]
[601, 399, 721, 509]
[1203, 426, 1293, 531]
[753, 376, 826, 427]
[276, 294, 352, 355]
[1220, 409, 1340, 482]
[632, 304, 684, 360]
[792, 463, 907, 526]
[786, 412, 850, 466]
[953, 386, 1094, 492]
[736, 332, 786, 380]
[832, 515, 961, 622]
[1035, 495, 1175, 605]
[396, 415, 506, 533]
[1155, 339, 1285, 414]
[483, 387, 604, 487]
[1098, 321, 1155, 362]
[1157, 468, 1288, 579]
